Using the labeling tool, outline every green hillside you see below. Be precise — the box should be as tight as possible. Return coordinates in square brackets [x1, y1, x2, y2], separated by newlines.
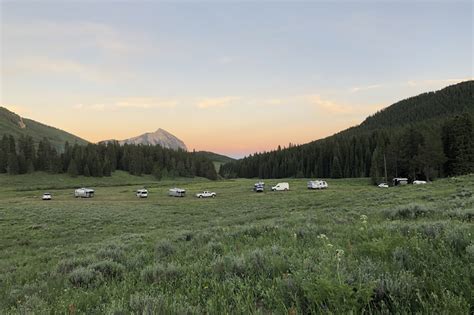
[220, 81, 474, 180]
[0, 107, 88, 149]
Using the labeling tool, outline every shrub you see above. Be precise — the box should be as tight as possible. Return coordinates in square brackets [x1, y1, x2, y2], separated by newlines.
[383, 203, 434, 220]
[207, 241, 224, 255]
[17, 294, 49, 314]
[129, 292, 166, 314]
[445, 228, 470, 255]
[155, 240, 175, 260]
[69, 267, 101, 287]
[392, 247, 413, 270]
[56, 257, 94, 275]
[96, 244, 125, 263]
[212, 255, 246, 278]
[141, 263, 182, 284]
[90, 260, 125, 280]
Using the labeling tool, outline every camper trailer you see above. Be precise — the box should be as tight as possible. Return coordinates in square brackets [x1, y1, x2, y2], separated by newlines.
[271, 182, 289, 191]
[136, 189, 148, 198]
[74, 188, 95, 198]
[307, 180, 328, 190]
[169, 188, 186, 197]
[392, 178, 408, 186]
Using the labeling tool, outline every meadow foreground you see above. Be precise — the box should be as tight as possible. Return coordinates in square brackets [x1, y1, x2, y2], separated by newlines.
[0, 173, 472, 314]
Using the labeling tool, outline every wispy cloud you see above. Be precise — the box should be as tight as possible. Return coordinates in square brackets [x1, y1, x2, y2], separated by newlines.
[197, 97, 240, 109]
[115, 98, 178, 109]
[9, 57, 111, 83]
[217, 56, 235, 65]
[350, 84, 382, 93]
[307, 95, 353, 114]
[73, 103, 107, 111]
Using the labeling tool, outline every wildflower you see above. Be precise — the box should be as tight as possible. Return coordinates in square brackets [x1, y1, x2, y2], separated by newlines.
[360, 214, 368, 224]
[293, 233, 297, 239]
[336, 249, 344, 261]
[327, 243, 333, 248]
[317, 234, 328, 240]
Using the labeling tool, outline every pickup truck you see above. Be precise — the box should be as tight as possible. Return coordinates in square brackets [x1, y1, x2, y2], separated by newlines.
[196, 191, 216, 198]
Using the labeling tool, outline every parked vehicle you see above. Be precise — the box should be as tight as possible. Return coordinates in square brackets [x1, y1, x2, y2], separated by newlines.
[254, 182, 265, 192]
[136, 189, 148, 198]
[378, 183, 389, 188]
[196, 191, 216, 198]
[42, 193, 52, 200]
[169, 188, 186, 197]
[413, 180, 427, 185]
[307, 180, 328, 190]
[392, 178, 408, 186]
[271, 182, 289, 191]
[74, 188, 95, 198]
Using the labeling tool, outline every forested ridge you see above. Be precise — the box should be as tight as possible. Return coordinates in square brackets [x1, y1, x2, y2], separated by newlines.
[0, 138, 218, 180]
[220, 81, 474, 182]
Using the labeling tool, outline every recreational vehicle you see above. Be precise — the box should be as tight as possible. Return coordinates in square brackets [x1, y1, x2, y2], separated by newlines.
[74, 188, 95, 198]
[169, 188, 186, 197]
[307, 180, 328, 190]
[136, 189, 148, 198]
[271, 182, 289, 191]
[42, 193, 52, 200]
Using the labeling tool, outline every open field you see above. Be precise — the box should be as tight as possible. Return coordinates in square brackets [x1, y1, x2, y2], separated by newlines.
[0, 173, 473, 314]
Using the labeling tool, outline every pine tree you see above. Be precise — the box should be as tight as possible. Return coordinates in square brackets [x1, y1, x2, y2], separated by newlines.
[67, 159, 78, 177]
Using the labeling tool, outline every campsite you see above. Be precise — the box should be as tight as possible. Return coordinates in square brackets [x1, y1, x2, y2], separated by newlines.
[0, 171, 472, 313]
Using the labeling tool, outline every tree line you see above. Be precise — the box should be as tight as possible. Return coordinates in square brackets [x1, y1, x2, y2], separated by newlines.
[0, 137, 218, 180]
[219, 113, 474, 183]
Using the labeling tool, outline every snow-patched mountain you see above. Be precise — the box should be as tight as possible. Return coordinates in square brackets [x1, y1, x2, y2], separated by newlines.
[103, 128, 187, 150]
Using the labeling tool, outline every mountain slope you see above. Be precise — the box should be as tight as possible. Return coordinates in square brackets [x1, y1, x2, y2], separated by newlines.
[0, 106, 89, 149]
[103, 128, 187, 151]
[220, 80, 474, 180]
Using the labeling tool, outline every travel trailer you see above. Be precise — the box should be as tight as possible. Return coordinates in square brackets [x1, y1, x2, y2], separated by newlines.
[392, 178, 408, 186]
[271, 182, 289, 191]
[136, 189, 148, 198]
[169, 188, 186, 197]
[307, 180, 328, 190]
[74, 188, 95, 198]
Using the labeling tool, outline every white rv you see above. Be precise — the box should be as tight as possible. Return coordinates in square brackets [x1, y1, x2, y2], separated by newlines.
[169, 188, 186, 197]
[271, 182, 289, 191]
[136, 189, 148, 198]
[74, 188, 95, 198]
[307, 180, 328, 190]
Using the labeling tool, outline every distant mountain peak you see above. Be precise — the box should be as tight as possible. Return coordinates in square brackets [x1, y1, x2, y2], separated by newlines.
[103, 128, 188, 151]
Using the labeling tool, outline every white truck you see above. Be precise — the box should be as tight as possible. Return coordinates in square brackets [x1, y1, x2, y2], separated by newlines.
[136, 189, 148, 198]
[74, 188, 95, 198]
[271, 182, 289, 191]
[307, 180, 328, 190]
[42, 193, 52, 200]
[196, 191, 216, 198]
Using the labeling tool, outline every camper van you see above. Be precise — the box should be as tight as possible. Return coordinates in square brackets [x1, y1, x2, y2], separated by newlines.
[74, 188, 95, 198]
[136, 189, 148, 198]
[271, 182, 289, 191]
[307, 180, 328, 190]
[169, 188, 186, 197]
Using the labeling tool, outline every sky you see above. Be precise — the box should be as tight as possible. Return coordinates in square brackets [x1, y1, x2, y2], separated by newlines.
[1, 0, 472, 158]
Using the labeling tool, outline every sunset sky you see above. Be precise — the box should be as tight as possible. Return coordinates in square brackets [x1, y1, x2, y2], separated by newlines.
[1, 1, 472, 158]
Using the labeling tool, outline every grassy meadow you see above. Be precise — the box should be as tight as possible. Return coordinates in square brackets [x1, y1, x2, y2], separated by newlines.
[0, 172, 473, 314]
